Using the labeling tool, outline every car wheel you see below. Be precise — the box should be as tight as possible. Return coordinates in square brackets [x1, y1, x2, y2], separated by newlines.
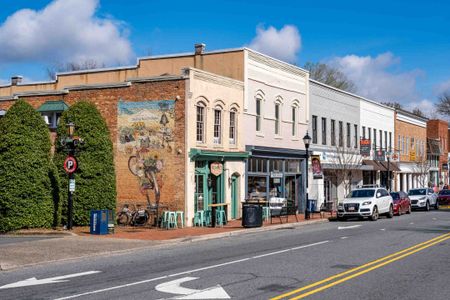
[370, 206, 379, 221]
[406, 205, 411, 214]
[387, 205, 394, 218]
[425, 201, 430, 211]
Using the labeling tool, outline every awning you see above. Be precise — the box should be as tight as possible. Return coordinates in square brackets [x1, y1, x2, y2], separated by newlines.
[189, 149, 249, 161]
[37, 100, 69, 112]
[363, 160, 385, 171]
[379, 161, 401, 172]
[321, 163, 371, 171]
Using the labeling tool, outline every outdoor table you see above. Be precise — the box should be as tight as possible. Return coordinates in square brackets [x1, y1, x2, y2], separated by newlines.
[207, 203, 229, 227]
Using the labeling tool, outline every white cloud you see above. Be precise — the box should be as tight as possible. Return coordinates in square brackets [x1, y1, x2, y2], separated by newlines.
[248, 25, 301, 63]
[434, 79, 450, 95]
[0, 0, 133, 65]
[329, 52, 422, 103]
[405, 99, 437, 118]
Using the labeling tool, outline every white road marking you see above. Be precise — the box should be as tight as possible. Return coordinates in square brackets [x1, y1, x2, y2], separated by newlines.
[155, 276, 230, 299]
[410, 222, 414, 225]
[380, 228, 386, 231]
[432, 218, 437, 220]
[54, 240, 329, 300]
[338, 225, 361, 230]
[340, 236, 348, 239]
[0, 271, 100, 290]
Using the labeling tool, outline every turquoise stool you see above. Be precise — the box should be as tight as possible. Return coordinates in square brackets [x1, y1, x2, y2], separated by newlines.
[194, 210, 205, 227]
[166, 211, 177, 229]
[215, 209, 227, 227]
[160, 211, 169, 228]
[204, 210, 212, 226]
[175, 211, 185, 228]
[262, 207, 270, 221]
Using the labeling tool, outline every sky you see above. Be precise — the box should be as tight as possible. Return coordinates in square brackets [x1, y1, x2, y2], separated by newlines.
[0, 0, 449, 116]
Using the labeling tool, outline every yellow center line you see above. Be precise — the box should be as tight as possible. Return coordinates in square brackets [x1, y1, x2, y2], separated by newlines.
[289, 234, 450, 300]
[270, 232, 450, 300]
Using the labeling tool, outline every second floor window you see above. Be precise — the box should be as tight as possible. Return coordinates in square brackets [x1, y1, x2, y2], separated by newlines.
[379, 129, 382, 149]
[275, 103, 280, 135]
[339, 121, 343, 147]
[373, 128, 377, 150]
[346, 123, 351, 148]
[384, 131, 388, 150]
[256, 98, 262, 132]
[354, 124, 358, 148]
[229, 110, 236, 145]
[331, 120, 336, 146]
[362, 126, 366, 139]
[213, 109, 222, 144]
[322, 117, 327, 145]
[196, 105, 205, 143]
[292, 106, 297, 136]
[389, 132, 392, 152]
[312, 115, 318, 144]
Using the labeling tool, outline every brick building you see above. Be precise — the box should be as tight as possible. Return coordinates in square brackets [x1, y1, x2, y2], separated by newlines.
[394, 109, 428, 192]
[427, 119, 449, 187]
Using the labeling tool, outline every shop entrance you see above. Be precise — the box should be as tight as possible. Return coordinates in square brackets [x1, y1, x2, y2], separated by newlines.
[194, 161, 224, 214]
[231, 174, 239, 219]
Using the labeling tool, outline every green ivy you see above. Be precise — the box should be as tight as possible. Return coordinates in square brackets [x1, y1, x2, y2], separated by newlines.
[0, 100, 54, 232]
[55, 101, 116, 225]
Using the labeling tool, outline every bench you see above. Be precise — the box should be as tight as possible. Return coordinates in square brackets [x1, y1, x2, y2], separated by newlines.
[269, 197, 299, 224]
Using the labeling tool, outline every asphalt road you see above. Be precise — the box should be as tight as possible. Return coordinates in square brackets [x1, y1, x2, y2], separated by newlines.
[0, 210, 449, 300]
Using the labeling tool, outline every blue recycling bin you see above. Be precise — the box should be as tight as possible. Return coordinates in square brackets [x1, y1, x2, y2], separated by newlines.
[308, 199, 317, 213]
[90, 210, 109, 235]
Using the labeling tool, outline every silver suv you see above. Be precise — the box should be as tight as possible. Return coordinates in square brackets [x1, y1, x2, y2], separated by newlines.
[408, 188, 438, 211]
[337, 186, 394, 221]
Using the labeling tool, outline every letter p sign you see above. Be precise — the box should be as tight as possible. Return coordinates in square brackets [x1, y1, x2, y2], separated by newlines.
[64, 156, 78, 174]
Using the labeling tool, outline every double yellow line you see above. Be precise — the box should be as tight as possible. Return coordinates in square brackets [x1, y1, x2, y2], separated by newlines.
[271, 232, 450, 300]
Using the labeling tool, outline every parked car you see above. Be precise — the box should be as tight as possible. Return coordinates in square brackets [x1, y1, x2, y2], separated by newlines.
[437, 189, 450, 206]
[408, 188, 438, 211]
[390, 191, 411, 215]
[337, 186, 394, 221]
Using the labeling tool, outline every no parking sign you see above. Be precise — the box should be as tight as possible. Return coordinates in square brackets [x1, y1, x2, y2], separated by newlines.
[63, 156, 78, 174]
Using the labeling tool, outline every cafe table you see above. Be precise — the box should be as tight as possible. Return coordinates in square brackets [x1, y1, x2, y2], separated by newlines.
[207, 203, 230, 227]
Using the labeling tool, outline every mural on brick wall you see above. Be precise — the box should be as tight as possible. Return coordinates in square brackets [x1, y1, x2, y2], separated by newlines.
[117, 100, 175, 205]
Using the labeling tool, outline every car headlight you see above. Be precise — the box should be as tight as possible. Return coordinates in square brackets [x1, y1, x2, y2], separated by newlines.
[419, 197, 426, 200]
[362, 201, 372, 206]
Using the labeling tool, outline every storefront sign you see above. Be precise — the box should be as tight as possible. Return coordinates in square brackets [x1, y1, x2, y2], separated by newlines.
[270, 171, 283, 178]
[391, 151, 400, 162]
[409, 150, 416, 161]
[374, 150, 385, 161]
[210, 162, 223, 176]
[360, 139, 371, 156]
[311, 155, 323, 179]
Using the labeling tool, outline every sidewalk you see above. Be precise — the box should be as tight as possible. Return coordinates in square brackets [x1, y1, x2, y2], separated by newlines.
[0, 213, 332, 271]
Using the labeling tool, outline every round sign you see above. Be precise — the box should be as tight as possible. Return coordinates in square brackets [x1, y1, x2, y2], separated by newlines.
[64, 156, 78, 174]
[210, 162, 223, 176]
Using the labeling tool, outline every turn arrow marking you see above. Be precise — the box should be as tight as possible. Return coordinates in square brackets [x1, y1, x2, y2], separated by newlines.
[0, 271, 101, 290]
[338, 225, 362, 230]
[155, 276, 230, 299]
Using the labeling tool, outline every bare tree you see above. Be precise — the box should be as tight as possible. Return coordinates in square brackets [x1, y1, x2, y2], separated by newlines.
[304, 62, 357, 93]
[414, 156, 431, 188]
[435, 92, 450, 116]
[381, 102, 403, 109]
[412, 108, 426, 118]
[46, 60, 105, 80]
[328, 145, 363, 198]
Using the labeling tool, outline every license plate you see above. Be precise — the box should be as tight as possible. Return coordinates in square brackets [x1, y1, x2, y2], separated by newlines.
[348, 207, 355, 211]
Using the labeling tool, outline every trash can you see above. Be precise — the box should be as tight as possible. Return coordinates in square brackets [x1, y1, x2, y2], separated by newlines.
[242, 204, 263, 228]
[90, 210, 109, 235]
[308, 199, 317, 213]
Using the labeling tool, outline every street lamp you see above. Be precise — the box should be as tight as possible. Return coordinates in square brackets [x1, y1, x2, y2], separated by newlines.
[303, 132, 311, 220]
[386, 150, 391, 192]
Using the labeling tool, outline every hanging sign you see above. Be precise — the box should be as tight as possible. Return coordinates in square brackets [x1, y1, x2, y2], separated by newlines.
[210, 162, 223, 176]
[374, 150, 386, 161]
[63, 156, 78, 174]
[311, 155, 323, 179]
[360, 139, 371, 156]
[270, 171, 283, 178]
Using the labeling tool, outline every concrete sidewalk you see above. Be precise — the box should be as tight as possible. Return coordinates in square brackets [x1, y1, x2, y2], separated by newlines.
[0, 213, 331, 271]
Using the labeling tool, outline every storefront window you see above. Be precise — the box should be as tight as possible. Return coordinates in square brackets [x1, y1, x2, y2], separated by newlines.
[248, 176, 267, 199]
[269, 177, 283, 198]
[285, 160, 300, 173]
[248, 158, 268, 173]
[270, 159, 283, 172]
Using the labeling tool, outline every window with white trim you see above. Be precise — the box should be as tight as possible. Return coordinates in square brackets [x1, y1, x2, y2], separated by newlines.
[275, 103, 280, 135]
[256, 98, 262, 132]
[292, 106, 297, 137]
[229, 109, 237, 145]
[213, 109, 222, 144]
[196, 104, 205, 143]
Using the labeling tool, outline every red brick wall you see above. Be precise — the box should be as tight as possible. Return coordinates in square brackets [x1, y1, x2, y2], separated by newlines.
[0, 80, 186, 211]
[427, 119, 448, 166]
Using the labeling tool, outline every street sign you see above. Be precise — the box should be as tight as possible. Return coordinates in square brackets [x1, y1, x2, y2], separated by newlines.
[360, 139, 371, 156]
[63, 156, 77, 174]
[69, 179, 75, 192]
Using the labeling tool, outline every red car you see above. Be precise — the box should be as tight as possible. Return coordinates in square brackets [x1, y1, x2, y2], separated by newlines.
[390, 191, 412, 215]
[437, 189, 450, 206]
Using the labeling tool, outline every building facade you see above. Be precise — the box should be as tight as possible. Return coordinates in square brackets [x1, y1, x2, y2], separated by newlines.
[394, 110, 428, 192]
[427, 119, 449, 187]
[308, 80, 362, 208]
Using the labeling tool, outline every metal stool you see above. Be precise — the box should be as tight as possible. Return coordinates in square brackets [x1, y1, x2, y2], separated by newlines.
[262, 206, 270, 221]
[215, 210, 227, 227]
[175, 211, 185, 228]
[194, 210, 205, 227]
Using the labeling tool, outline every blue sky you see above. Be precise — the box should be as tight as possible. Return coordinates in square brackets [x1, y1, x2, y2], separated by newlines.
[1, 0, 449, 115]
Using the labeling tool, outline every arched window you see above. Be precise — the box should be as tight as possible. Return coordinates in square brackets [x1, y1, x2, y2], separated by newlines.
[229, 108, 237, 145]
[213, 107, 222, 144]
[291, 105, 297, 137]
[256, 98, 262, 132]
[196, 102, 206, 143]
[275, 103, 280, 135]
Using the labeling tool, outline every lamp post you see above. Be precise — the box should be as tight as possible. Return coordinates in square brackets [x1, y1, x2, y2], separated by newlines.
[386, 150, 391, 192]
[303, 132, 311, 220]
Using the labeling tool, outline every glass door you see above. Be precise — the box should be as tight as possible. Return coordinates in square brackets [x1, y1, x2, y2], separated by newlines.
[231, 175, 239, 219]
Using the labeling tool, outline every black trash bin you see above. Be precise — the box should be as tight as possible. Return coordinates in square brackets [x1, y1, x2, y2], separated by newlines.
[242, 204, 263, 228]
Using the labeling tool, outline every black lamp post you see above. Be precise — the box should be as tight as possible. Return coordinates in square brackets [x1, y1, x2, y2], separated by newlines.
[386, 150, 391, 192]
[303, 132, 311, 220]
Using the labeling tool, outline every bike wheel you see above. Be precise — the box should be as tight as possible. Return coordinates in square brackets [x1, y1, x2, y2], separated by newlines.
[128, 156, 139, 176]
[117, 213, 129, 226]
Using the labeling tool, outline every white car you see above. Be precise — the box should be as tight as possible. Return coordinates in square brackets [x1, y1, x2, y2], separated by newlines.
[337, 186, 394, 221]
[408, 188, 438, 211]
